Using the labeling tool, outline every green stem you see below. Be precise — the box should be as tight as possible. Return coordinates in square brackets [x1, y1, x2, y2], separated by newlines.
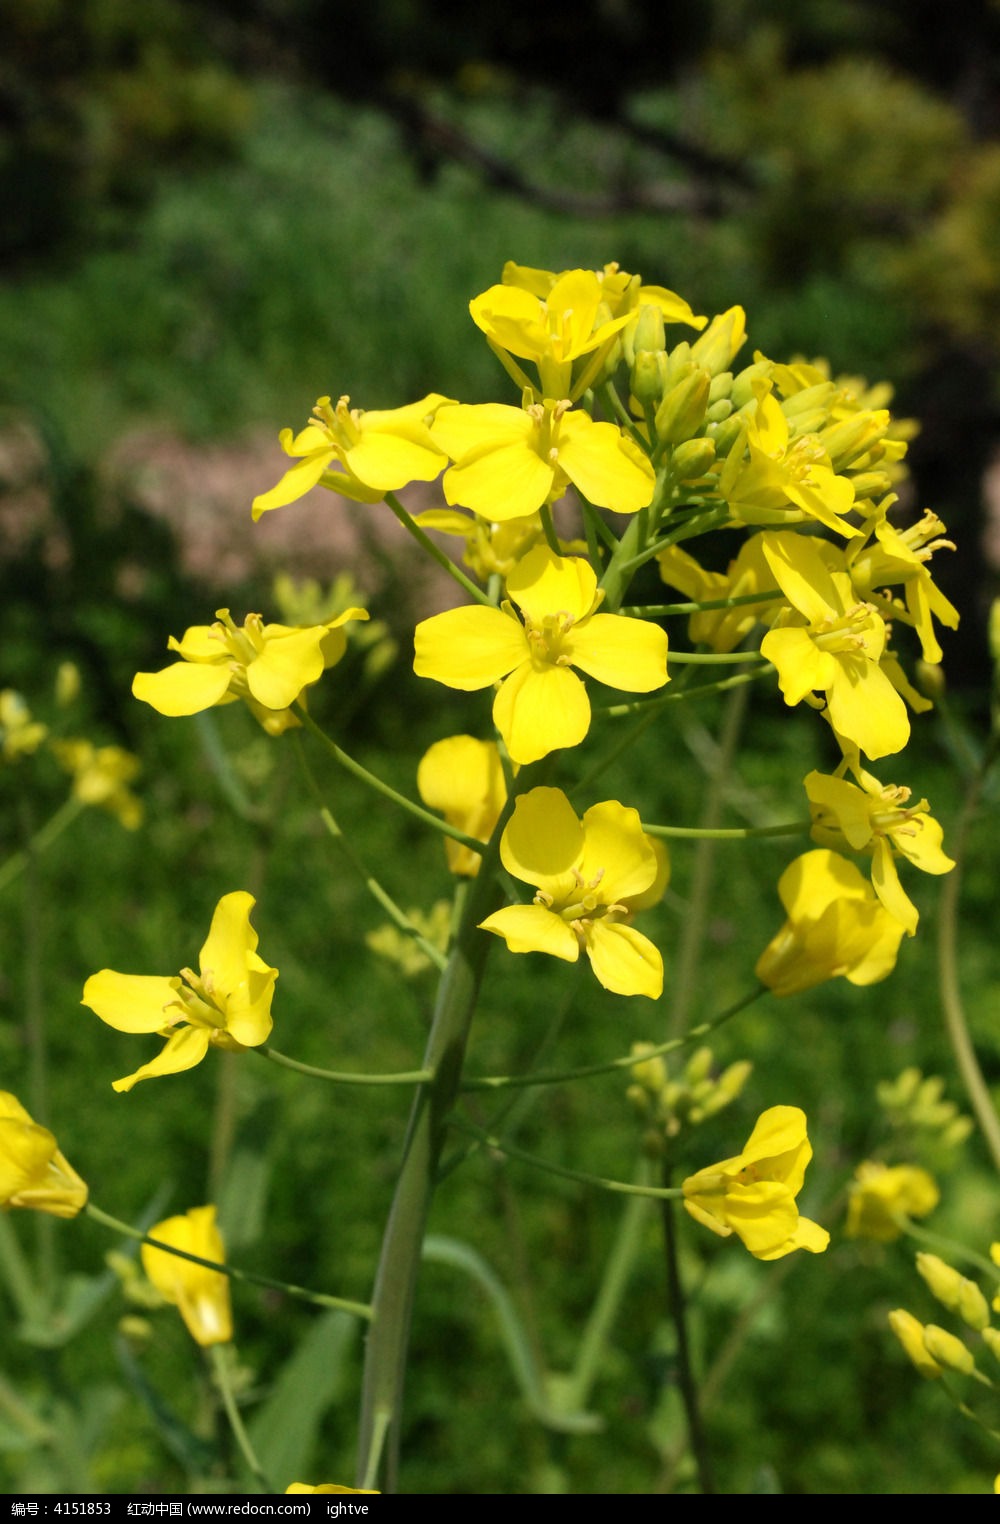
[293, 734, 448, 972]
[642, 820, 809, 841]
[449, 1118, 684, 1202]
[296, 707, 484, 856]
[666, 651, 766, 665]
[936, 735, 1000, 1172]
[564, 1163, 655, 1410]
[355, 766, 539, 1491]
[661, 1164, 713, 1493]
[259, 1046, 433, 1088]
[0, 794, 84, 896]
[623, 591, 781, 617]
[461, 987, 764, 1092]
[85, 1203, 372, 1319]
[383, 491, 492, 606]
[597, 664, 772, 717]
[210, 1343, 272, 1492]
[898, 1216, 999, 1281]
[669, 678, 749, 1037]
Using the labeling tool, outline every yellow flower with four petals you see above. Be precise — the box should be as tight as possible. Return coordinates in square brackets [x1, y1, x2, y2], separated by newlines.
[479, 786, 665, 998]
[82, 891, 277, 1092]
[414, 546, 669, 765]
[681, 1105, 829, 1260]
[133, 607, 367, 736]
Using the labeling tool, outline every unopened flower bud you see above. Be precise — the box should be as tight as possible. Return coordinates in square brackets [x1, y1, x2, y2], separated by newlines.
[655, 369, 711, 445]
[981, 1326, 1000, 1364]
[625, 304, 666, 367]
[631, 350, 670, 410]
[730, 359, 772, 409]
[916, 1253, 990, 1331]
[922, 1323, 975, 1375]
[889, 1309, 942, 1379]
[670, 438, 717, 482]
[690, 307, 747, 375]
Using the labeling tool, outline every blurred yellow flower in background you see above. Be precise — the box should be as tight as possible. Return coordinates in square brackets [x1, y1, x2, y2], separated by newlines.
[0, 1092, 87, 1219]
[142, 1206, 232, 1347]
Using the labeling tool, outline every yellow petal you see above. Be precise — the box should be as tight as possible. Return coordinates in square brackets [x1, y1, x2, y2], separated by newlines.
[142, 1205, 232, 1347]
[577, 801, 657, 903]
[414, 606, 527, 690]
[432, 403, 534, 458]
[871, 838, 918, 935]
[443, 440, 555, 522]
[585, 921, 663, 999]
[132, 662, 233, 717]
[506, 546, 598, 627]
[761, 627, 837, 706]
[493, 660, 591, 764]
[557, 414, 655, 514]
[499, 786, 583, 898]
[198, 894, 276, 1047]
[568, 613, 669, 693]
[479, 904, 579, 962]
[345, 432, 446, 491]
[82, 971, 182, 1033]
[112, 1026, 212, 1093]
[251, 448, 336, 518]
[826, 658, 909, 760]
[245, 628, 329, 711]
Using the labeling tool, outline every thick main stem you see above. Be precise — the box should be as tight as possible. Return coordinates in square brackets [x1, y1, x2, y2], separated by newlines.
[355, 814, 514, 1491]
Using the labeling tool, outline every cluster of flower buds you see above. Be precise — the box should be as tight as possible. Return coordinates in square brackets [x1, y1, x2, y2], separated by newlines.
[627, 1042, 753, 1154]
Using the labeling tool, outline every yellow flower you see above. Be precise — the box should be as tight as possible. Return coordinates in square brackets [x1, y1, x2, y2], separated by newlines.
[413, 546, 669, 765]
[759, 530, 909, 760]
[0, 1092, 87, 1219]
[681, 1105, 829, 1260]
[133, 607, 367, 736]
[285, 1484, 379, 1494]
[413, 505, 587, 582]
[52, 739, 143, 830]
[845, 1161, 940, 1242]
[417, 735, 508, 876]
[251, 393, 452, 516]
[718, 387, 860, 539]
[755, 849, 907, 997]
[888, 1309, 943, 1379]
[847, 504, 959, 665]
[0, 690, 47, 760]
[470, 268, 637, 400]
[479, 786, 664, 998]
[142, 1206, 232, 1347]
[430, 398, 655, 522]
[657, 535, 782, 653]
[805, 768, 954, 935]
[82, 891, 277, 1092]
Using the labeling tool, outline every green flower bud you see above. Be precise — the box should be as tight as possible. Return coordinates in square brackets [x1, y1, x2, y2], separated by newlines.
[669, 438, 717, 482]
[730, 360, 772, 409]
[708, 371, 733, 404]
[654, 368, 711, 445]
[631, 350, 670, 410]
[625, 304, 666, 367]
